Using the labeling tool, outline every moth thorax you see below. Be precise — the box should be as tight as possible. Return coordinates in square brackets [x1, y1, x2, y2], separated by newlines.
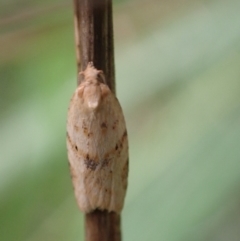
[83, 85, 102, 110]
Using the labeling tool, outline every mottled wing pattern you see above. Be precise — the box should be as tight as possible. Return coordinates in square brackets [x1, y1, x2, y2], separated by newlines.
[66, 64, 128, 214]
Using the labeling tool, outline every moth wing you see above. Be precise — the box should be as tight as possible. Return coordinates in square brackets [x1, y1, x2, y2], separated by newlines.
[67, 83, 128, 213]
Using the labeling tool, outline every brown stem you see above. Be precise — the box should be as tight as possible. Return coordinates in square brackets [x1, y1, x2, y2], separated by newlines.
[73, 0, 120, 241]
[85, 211, 121, 241]
[74, 0, 115, 92]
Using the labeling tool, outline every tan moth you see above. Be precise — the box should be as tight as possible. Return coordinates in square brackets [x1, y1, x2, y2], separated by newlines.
[66, 63, 128, 214]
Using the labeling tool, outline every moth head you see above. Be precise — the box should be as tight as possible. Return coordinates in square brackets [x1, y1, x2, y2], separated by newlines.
[79, 62, 106, 84]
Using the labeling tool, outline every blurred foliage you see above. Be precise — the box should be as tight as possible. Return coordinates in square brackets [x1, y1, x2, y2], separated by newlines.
[1, 0, 240, 240]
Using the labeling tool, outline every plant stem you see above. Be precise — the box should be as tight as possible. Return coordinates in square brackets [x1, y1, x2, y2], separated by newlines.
[74, 0, 115, 92]
[85, 210, 121, 241]
[73, 0, 121, 240]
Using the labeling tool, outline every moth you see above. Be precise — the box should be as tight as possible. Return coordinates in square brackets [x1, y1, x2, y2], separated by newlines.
[66, 63, 128, 214]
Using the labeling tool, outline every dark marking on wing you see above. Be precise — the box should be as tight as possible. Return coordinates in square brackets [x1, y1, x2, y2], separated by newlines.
[101, 122, 107, 128]
[67, 131, 85, 156]
[121, 159, 129, 190]
[84, 155, 98, 170]
[101, 158, 111, 168]
[122, 129, 127, 140]
[74, 125, 79, 132]
[101, 122, 108, 134]
[100, 128, 128, 159]
[87, 132, 93, 137]
[82, 120, 89, 136]
[112, 120, 119, 130]
[66, 132, 75, 149]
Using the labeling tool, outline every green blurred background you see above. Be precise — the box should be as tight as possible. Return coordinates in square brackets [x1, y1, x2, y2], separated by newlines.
[1, 0, 240, 240]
